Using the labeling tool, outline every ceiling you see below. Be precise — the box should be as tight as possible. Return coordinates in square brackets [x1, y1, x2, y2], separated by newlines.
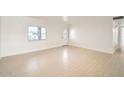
[29, 16, 69, 23]
[28, 16, 114, 24]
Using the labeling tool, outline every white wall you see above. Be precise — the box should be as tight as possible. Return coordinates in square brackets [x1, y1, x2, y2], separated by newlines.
[1, 16, 67, 57]
[68, 16, 114, 54]
[1, 16, 114, 57]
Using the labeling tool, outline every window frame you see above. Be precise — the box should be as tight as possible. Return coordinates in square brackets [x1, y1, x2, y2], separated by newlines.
[41, 26, 47, 40]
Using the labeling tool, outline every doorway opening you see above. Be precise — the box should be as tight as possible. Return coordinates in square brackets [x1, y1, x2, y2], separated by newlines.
[113, 19, 124, 53]
[118, 26, 124, 52]
[63, 24, 71, 45]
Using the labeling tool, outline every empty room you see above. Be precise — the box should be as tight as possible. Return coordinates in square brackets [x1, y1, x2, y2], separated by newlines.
[0, 16, 124, 77]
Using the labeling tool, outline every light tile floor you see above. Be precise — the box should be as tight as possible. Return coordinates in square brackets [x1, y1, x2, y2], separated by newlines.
[0, 46, 124, 77]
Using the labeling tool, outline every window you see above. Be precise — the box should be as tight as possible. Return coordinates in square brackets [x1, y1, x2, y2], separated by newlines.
[28, 26, 47, 41]
[41, 27, 47, 40]
[28, 26, 41, 41]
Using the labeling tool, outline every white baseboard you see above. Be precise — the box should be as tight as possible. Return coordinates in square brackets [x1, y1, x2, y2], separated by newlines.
[1, 41, 114, 57]
[68, 41, 113, 54]
[1, 41, 67, 57]
[0, 57, 2, 60]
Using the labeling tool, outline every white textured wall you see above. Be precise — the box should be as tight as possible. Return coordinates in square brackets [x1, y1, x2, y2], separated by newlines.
[1, 16, 67, 57]
[69, 16, 113, 54]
